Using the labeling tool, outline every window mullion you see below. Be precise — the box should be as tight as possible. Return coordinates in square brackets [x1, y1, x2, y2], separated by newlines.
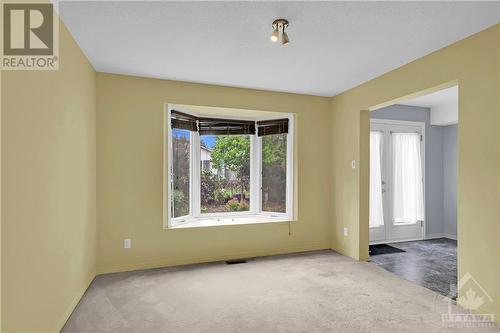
[258, 136, 262, 214]
[191, 132, 201, 218]
[166, 108, 173, 227]
[250, 135, 260, 215]
[286, 116, 294, 220]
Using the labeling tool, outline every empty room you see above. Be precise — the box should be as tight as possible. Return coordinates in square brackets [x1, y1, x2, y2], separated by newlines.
[1, 1, 499, 332]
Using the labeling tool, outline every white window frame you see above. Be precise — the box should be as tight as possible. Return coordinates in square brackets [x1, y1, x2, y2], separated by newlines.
[164, 105, 294, 229]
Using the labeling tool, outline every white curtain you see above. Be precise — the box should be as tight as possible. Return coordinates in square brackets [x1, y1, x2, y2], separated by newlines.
[392, 133, 424, 224]
[369, 131, 384, 228]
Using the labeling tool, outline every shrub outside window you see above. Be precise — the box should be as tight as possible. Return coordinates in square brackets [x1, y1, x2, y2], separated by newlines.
[171, 129, 190, 218]
[261, 134, 287, 213]
[200, 134, 251, 213]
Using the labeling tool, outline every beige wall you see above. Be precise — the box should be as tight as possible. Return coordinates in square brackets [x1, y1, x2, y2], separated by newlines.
[330, 24, 500, 318]
[0, 59, 3, 332]
[497, 28, 500, 320]
[1, 21, 96, 332]
[96, 73, 332, 274]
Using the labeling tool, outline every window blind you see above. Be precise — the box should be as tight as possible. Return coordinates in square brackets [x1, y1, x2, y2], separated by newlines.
[256, 118, 289, 136]
[198, 117, 256, 135]
[171, 111, 289, 136]
[171, 110, 198, 131]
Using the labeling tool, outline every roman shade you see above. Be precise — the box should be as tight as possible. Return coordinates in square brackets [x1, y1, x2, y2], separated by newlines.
[171, 110, 198, 131]
[256, 118, 289, 136]
[198, 117, 255, 135]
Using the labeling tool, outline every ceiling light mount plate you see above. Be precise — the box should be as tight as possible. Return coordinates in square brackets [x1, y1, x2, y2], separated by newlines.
[272, 19, 289, 30]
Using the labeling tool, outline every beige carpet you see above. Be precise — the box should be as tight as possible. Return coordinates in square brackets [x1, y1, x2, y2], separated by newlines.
[62, 250, 498, 332]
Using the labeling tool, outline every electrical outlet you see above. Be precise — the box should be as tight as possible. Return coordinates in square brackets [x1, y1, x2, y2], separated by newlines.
[351, 160, 356, 169]
[343, 227, 348, 236]
[124, 238, 131, 249]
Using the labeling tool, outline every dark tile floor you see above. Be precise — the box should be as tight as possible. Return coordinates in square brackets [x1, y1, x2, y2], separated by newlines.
[370, 238, 457, 299]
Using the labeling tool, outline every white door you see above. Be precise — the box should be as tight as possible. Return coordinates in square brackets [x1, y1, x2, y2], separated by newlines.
[369, 123, 387, 243]
[369, 120, 425, 244]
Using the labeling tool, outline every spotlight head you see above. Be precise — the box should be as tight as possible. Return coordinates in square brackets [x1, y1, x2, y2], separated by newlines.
[270, 28, 279, 42]
[281, 31, 290, 45]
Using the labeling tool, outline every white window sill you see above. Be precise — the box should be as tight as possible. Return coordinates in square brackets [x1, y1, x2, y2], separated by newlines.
[167, 214, 292, 229]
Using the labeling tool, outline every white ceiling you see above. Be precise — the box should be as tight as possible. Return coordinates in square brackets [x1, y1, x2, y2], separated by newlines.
[402, 86, 458, 109]
[58, 1, 500, 97]
[401, 85, 459, 125]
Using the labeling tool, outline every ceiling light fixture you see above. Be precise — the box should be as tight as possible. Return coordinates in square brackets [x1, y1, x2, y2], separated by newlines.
[270, 19, 289, 45]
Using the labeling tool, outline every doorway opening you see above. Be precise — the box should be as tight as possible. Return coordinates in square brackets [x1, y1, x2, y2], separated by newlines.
[368, 85, 458, 299]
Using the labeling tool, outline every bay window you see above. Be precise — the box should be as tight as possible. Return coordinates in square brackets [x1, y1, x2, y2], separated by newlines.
[166, 107, 294, 228]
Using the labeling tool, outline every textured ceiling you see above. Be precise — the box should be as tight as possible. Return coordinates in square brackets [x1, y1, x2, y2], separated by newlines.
[59, 1, 500, 96]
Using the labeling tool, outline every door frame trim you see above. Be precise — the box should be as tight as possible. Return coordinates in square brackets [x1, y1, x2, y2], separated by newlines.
[369, 118, 426, 243]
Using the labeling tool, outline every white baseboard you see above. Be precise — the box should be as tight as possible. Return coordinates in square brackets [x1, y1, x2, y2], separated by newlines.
[369, 233, 457, 245]
[370, 236, 424, 245]
[426, 233, 457, 241]
[97, 243, 331, 275]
